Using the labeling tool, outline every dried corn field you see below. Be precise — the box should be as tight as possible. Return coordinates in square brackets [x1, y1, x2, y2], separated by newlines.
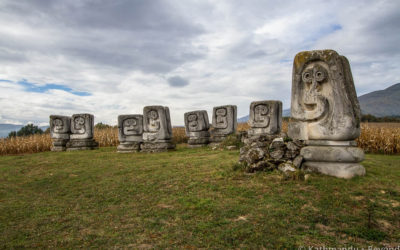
[1, 123, 399, 155]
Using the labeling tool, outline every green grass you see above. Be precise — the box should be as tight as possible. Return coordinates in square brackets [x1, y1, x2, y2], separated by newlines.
[0, 145, 399, 248]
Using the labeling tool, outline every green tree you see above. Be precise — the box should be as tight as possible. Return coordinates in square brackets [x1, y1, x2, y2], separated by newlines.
[8, 131, 17, 138]
[15, 124, 44, 137]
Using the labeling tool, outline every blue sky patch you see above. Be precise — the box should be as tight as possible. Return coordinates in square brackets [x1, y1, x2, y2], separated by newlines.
[17, 79, 91, 96]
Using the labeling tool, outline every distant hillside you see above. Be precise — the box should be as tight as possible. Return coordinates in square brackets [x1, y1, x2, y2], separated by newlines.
[0, 124, 49, 138]
[358, 83, 400, 117]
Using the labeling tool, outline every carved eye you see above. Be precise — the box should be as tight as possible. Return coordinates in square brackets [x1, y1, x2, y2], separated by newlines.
[302, 71, 312, 83]
[75, 117, 85, 125]
[315, 71, 326, 82]
[149, 110, 158, 119]
[188, 114, 197, 122]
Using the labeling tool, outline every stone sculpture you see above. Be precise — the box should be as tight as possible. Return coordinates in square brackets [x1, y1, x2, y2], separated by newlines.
[239, 100, 303, 174]
[184, 110, 210, 147]
[210, 105, 237, 143]
[50, 115, 71, 151]
[288, 49, 365, 178]
[248, 100, 282, 136]
[117, 114, 143, 152]
[141, 106, 175, 152]
[66, 113, 98, 150]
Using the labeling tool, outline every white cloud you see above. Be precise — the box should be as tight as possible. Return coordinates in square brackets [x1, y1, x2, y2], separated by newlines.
[0, 0, 399, 126]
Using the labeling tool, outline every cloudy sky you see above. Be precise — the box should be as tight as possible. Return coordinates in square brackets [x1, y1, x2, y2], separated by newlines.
[0, 0, 399, 126]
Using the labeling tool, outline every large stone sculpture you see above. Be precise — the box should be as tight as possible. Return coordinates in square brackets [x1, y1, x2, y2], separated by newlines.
[50, 115, 71, 151]
[66, 113, 98, 150]
[288, 49, 365, 178]
[117, 114, 143, 153]
[141, 106, 175, 152]
[210, 105, 237, 143]
[184, 110, 210, 147]
[248, 100, 282, 137]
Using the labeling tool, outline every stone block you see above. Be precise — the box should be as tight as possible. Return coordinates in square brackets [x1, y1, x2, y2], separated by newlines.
[118, 114, 143, 142]
[50, 115, 71, 140]
[184, 110, 210, 147]
[70, 114, 94, 139]
[248, 100, 282, 135]
[287, 49, 365, 178]
[211, 105, 237, 139]
[142, 106, 172, 142]
[302, 162, 366, 179]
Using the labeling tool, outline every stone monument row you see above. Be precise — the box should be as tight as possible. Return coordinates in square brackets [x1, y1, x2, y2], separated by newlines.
[49, 113, 98, 151]
[49, 49, 366, 179]
[288, 49, 365, 178]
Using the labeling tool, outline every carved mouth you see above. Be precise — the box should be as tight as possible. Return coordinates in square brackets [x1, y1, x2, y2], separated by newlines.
[304, 103, 317, 111]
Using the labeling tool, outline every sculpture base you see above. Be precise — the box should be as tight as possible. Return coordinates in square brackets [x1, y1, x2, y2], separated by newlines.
[66, 139, 99, 151]
[300, 141, 365, 179]
[140, 141, 175, 153]
[51, 139, 69, 152]
[187, 137, 210, 148]
[302, 162, 366, 179]
[117, 142, 141, 153]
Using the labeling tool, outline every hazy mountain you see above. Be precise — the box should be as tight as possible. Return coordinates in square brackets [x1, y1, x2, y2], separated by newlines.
[358, 83, 400, 117]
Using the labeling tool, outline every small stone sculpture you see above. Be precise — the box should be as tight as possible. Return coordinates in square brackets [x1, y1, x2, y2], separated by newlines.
[50, 115, 71, 151]
[117, 114, 143, 153]
[248, 100, 282, 137]
[66, 113, 98, 150]
[239, 100, 301, 174]
[141, 106, 175, 152]
[210, 105, 237, 143]
[184, 110, 210, 147]
[288, 49, 365, 178]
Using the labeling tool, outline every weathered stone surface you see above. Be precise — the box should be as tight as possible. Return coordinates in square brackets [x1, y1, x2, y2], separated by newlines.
[288, 49, 365, 178]
[67, 113, 98, 150]
[301, 146, 364, 163]
[50, 115, 71, 140]
[117, 114, 143, 153]
[248, 100, 282, 136]
[118, 114, 143, 142]
[66, 139, 98, 151]
[117, 142, 141, 153]
[288, 50, 361, 141]
[302, 162, 366, 179]
[269, 138, 286, 160]
[70, 114, 94, 139]
[140, 142, 175, 153]
[184, 110, 210, 147]
[292, 155, 304, 168]
[305, 140, 357, 146]
[141, 106, 175, 152]
[142, 106, 172, 142]
[50, 115, 71, 151]
[211, 105, 237, 142]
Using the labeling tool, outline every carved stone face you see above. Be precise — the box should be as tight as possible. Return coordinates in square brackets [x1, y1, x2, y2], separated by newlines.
[289, 50, 361, 141]
[74, 116, 86, 134]
[253, 104, 269, 127]
[143, 106, 172, 141]
[147, 110, 160, 132]
[53, 118, 64, 132]
[188, 114, 198, 130]
[184, 110, 210, 135]
[50, 115, 71, 139]
[215, 108, 228, 129]
[123, 118, 139, 135]
[300, 61, 330, 121]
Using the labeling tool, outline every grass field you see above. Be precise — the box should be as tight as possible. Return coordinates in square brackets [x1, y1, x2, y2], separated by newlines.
[0, 146, 399, 248]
